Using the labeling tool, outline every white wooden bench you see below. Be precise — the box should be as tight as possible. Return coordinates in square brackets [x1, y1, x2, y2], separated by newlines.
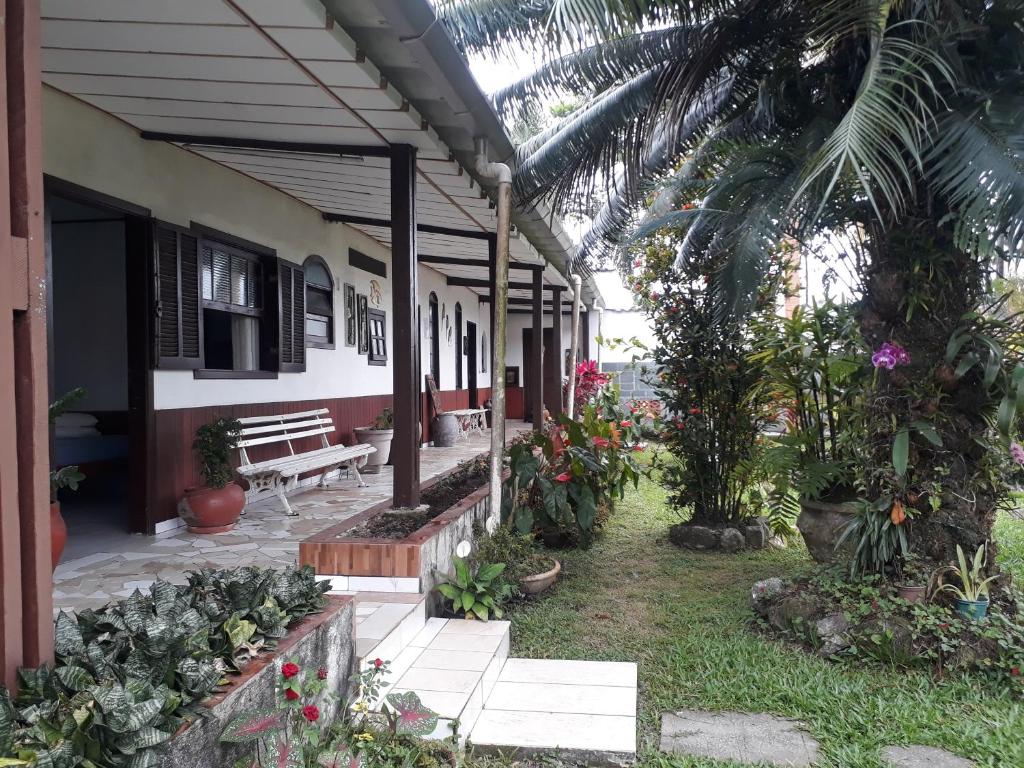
[235, 409, 376, 516]
[424, 374, 488, 442]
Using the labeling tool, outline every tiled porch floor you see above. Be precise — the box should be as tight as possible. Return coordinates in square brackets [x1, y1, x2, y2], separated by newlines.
[52, 421, 530, 615]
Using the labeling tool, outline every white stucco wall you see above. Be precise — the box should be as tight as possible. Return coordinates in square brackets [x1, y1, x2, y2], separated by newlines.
[504, 312, 572, 374]
[43, 87, 492, 411]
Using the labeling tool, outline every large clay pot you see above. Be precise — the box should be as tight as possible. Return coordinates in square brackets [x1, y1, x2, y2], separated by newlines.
[178, 482, 245, 534]
[432, 413, 460, 447]
[50, 502, 67, 571]
[797, 498, 859, 564]
[353, 427, 393, 474]
[520, 559, 561, 595]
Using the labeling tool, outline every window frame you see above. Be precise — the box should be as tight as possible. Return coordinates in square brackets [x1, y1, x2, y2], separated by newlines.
[367, 308, 388, 366]
[428, 292, 440, 386]
[303, 254, 335, 350]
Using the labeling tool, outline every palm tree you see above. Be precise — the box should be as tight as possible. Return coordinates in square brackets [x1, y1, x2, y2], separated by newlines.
[440, 0, 1024, 564]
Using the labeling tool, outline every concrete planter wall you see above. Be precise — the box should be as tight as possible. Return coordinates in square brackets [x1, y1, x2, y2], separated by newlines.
[299, 476, 491, 594]
[158, 596, 354, 768]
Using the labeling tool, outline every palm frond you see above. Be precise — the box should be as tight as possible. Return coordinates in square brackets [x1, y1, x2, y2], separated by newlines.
[793, 27, 955, 222]
[436, 0, 555, 53]
[493, 26, 696, 120]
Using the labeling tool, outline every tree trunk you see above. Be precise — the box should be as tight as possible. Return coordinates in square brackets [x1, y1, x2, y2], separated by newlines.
[859, 212, 995, 563]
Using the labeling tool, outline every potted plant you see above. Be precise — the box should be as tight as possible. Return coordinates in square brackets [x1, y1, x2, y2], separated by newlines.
[937, 544, 999, 620]
[519, 554, 562, 595]
[894, 553, 930, 603]
[179, 417, 245, 533]
[48, 387, 86, 570]
[354, 407, 394, 474]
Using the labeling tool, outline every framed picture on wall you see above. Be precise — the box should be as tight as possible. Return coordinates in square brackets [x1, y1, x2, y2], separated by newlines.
[343, 283, 356, 347]
[505, 366, 519, 387]
[357, 294, 369, 354]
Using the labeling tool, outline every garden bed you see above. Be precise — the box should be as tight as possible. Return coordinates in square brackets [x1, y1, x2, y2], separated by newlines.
[299, 454, 494, 593]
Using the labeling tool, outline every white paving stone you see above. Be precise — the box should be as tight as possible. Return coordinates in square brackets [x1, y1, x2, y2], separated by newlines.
[471, 711, 636, 754]
[660, 710, 821, 768]
[391, 687, 476, 720]
[408, 618, 447, 647]
[498, 658, 637, 688]
[357, 603, 417, 640]
[428, 631, 505, 653]
[485, 681, 636, 716]
[438, 618, 510, 635]
[881, 745, 975, 768]
[413, 649, 495, 671]
[397, 667, 481, 694]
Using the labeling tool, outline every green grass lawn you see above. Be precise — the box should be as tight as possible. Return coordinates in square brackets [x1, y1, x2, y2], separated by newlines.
[481, 476, 1024, 768]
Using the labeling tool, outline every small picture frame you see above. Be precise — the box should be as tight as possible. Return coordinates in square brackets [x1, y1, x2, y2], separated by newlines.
[505, 366, 520, 387]
[344, 283, 356, 347]
[357, 294, 369, 354]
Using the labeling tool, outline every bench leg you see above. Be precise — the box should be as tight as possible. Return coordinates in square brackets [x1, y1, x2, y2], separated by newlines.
[276, 481, 298, 516]
[318, 464, 343, 489]
[350, 462, 367, 488]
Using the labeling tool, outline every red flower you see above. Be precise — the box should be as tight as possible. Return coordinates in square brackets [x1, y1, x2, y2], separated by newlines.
[281, 662, 300, 680]
[317, 667, 328, 680]
[555, 472, 572, 483]
[373, 658, 384, 669]
[620, 420, 633, 428]
[592, 436, 610, 449]
[284, 688, 300, 701]
[1012, 667, 1021, 677]
[302, 705, 320, 722]
[689, 408, 702, 415]
[632, 446, 644, 453]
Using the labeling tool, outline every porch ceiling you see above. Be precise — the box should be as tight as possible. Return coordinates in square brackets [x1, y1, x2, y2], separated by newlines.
[39, 0, 569, 294]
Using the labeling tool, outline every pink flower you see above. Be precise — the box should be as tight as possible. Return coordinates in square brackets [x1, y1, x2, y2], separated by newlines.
[555, 472, 572, 483]
[872, 341, 910, 370]
[1011, 442, 1024, 466]
[592, 437, 611, 449]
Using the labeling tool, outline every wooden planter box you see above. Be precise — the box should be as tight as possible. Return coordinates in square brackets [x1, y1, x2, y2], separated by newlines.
[299, 474, 492, 594]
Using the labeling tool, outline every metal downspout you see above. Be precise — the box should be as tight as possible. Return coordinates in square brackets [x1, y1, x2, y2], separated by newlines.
[566, 275, 583, 419]
[474, 138, 512, 523]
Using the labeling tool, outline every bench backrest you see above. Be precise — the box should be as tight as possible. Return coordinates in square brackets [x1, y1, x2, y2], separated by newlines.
[235, 408, 334, 466]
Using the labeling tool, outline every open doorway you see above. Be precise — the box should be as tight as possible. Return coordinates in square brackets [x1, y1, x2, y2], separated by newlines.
[46, 184, 152, 555]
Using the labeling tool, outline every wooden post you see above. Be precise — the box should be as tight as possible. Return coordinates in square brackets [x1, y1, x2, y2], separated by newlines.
[390, 145, 420, 508]
[2, 0, 52, 685]
[548, 286, 564, 417]
[530, 267, 544, 425]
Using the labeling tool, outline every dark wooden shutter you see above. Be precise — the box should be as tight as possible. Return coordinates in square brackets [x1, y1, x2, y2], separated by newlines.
[153, 222, 203, 369]
[278, 259, 305, 372]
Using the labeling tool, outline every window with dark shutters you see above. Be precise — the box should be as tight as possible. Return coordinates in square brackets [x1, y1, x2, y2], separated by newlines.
[278, 260, 306, 372]
[154, 222, 203, 369]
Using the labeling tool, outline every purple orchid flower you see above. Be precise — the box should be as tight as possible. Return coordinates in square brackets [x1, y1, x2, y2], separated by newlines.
[872, 341, 911, 370]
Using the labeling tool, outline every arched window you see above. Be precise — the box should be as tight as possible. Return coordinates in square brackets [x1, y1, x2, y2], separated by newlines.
[303, 255, 334, 348]
[454, 302, 463, 389]
[428, 292, 440, 386]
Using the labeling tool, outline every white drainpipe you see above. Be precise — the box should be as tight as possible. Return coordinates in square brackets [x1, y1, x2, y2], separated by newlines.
[565, 274, 583, 419]
[474, 137, 512, 525]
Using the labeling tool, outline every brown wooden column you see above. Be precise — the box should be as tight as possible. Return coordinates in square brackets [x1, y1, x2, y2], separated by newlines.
[2, 0, 52, 686]
[548, 286, 564, 417]
[390, 144, 420, 508]
[530, 267, 545, 425]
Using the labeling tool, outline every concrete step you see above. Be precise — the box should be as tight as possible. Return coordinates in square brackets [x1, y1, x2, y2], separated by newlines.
[469, 658, 638, 763]
[374, 618, 511, 745]
[351, 592, 427, 670]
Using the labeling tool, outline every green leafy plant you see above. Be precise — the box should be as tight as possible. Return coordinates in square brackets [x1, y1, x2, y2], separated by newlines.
[938, 544, 999, 603]
[838, 499, 909, 577]
[194, 417, 243, 489]
[0, 566, 329, 768]
[435, 557, 509, 621]
[48, 388, 87, 503]
[370, 408, 394, 430]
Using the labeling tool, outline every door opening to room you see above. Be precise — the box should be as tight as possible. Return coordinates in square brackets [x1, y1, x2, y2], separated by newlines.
[46, 188, 152, 555]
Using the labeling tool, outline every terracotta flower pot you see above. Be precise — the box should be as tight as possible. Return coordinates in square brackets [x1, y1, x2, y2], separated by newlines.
[520, 560, 561, 595]
[897, 585, 927, 603]
[178, 482, 245, 534]
[50, 501, 67, 571]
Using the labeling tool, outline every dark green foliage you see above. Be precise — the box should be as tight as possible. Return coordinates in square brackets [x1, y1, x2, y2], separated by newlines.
[0, 566, 328, 768]
[193, 417, 243, 489]
[435, 557, 510, 621]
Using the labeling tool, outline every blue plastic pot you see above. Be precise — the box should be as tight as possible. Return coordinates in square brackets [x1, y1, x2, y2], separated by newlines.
[953, 598, 989, 621]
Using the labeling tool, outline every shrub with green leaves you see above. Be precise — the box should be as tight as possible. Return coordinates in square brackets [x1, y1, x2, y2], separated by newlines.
[0, 565, 329, 768]
[435, 557, 510, 621]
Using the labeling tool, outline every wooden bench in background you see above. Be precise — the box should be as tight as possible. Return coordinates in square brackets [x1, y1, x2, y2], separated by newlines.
[235, 409, 376, 516]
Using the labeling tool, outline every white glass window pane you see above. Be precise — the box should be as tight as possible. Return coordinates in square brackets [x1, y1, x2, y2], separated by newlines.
[306, 314, 329, 338]
[306, 262, 331, 289]
[231, 314, 259, 371]
[212, 249, 231, 303]
[202, 251, 213, 301]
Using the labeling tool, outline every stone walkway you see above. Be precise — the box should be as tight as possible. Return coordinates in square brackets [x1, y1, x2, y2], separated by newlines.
[659, 710, 975, 767]
[53, 421, 530, 614]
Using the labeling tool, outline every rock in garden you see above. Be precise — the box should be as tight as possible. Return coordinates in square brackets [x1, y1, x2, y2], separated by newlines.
[814, 613, 850, 656]
[751, 577, 787, 616]
[796, 500, 857, 563]
[720, 528, 746, 552]
[881, 745, 975, 768]
[669, 524, 720, 550]
[660, 710, 821, 767]
[767, 594, 822, 633]
[745, 523, 768, 549]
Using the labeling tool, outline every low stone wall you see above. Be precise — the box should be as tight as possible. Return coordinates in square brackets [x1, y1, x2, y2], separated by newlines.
[159, 596, 354, 768]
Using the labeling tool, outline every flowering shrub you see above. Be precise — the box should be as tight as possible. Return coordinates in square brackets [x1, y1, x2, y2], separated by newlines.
[563, 359, 610, 415]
